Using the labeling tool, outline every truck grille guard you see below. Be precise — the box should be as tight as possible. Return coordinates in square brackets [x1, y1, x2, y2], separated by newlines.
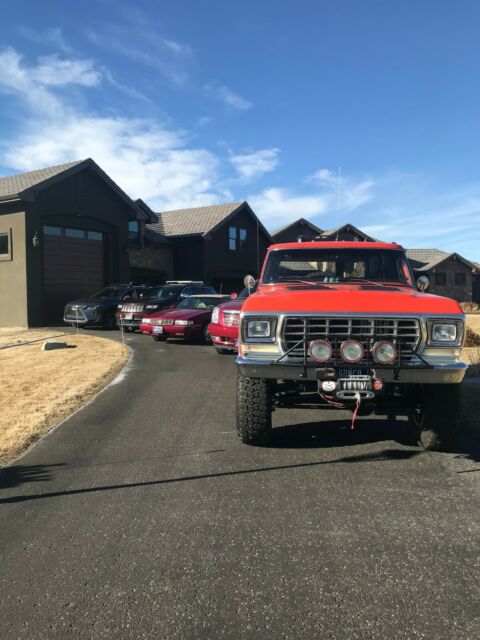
[274, 335, 433, 381]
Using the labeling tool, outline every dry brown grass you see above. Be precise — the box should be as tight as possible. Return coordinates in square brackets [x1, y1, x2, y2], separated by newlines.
[0, 335, 128, 466]
[466, 313, 480, 335]
[0, 327, 68, 347]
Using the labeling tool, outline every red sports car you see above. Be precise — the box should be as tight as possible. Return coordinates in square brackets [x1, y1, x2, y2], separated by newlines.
[142, 294, 230, 342]
[208, 282, 258, 354]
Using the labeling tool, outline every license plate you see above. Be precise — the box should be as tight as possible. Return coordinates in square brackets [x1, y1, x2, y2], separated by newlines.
[153, 326, 163, 334]
[124, 314, 133, 320]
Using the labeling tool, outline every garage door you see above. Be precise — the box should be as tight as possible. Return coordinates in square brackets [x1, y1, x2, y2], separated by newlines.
[43, 225, 105, 322]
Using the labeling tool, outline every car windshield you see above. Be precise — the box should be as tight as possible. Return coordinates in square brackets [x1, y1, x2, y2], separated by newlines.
[262, 248, 413, 285]
[147, 286, 183, 299]
[176, 296, 230, 310]
[89, 287, 126, 299]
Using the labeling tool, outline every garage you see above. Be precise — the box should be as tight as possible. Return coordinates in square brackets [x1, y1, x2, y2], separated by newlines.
[42, 225, 106, 321]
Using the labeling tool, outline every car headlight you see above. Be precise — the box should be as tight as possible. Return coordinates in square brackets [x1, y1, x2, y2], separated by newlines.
[175, 320, 194, 326]
[211, 307, 220, 324]
[143, 318, 153, 324]
[145, 304, 159, 310]
[243, 317, 277, 342]
[84, 304, 100, 311]
[427, 319, 464, 346]
[117, 304, 123, 310]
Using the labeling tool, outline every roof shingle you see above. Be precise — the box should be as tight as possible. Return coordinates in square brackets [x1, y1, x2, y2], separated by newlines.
[0, 160, 85, 199]
[148, 201, 244, 237]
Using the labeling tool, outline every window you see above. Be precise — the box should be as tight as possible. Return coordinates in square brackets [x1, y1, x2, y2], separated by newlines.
[43, 225, 62, 236]
[229, 226, 237, 251]
[435, 272, 446, 286]
[0, 232, 9, 255]
[455, 272, 466, 286]
[129, 221, 139, 240]
[65, 228, 85, 239]
[87, 231, 103, 241]
[239, 228, 247, 249]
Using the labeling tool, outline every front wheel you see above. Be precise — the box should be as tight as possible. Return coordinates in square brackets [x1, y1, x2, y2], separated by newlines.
[408, 384, 460, 451]
[152, 333, 167, 342]
[236, 374, 272, 445]
[202, 325, 212, 345]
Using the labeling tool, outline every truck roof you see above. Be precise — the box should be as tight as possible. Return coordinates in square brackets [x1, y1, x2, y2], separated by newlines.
[268, 241, 404, 251]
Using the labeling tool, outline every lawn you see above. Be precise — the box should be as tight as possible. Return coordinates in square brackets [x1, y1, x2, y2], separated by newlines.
[0, 334, 128, 466]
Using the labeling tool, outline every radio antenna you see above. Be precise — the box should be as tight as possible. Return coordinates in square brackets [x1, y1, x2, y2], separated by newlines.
[336, 166, 341, 240]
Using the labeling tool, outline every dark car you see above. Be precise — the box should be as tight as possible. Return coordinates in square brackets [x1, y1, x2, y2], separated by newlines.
[64, 284, 151, 329]
[116, 281, 217, 331]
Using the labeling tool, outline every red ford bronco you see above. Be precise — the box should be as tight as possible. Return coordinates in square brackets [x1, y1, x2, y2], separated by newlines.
[236, 241, 467, 450]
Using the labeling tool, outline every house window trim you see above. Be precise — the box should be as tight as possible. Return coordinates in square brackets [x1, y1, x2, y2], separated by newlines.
[0, 228, 12, 262]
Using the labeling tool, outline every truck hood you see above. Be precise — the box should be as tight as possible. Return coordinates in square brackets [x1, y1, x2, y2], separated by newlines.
[242, 284, 463, 315]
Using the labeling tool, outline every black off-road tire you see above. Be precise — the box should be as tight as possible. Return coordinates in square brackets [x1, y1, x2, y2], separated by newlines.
[409, 384, 460, 451]
[236, 374, 272, 445]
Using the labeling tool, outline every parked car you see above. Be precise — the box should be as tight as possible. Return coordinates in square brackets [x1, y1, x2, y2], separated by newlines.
[142, 294, 231, 342]
[116, 281, 216, 331]
[64, 285, 151, 329]
[208, 282, 258, 354]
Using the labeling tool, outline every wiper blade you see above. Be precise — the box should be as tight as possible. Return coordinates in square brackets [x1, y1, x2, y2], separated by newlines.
[339, 278, 388, 288]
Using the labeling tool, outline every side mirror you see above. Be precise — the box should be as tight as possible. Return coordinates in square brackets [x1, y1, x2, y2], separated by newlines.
[230, 292, 238, 299]
[416, 275, 430, 292]
[243, 275, 255, 291]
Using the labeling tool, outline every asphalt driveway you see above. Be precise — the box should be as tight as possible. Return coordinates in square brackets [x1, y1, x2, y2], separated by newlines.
[1, 332, 480, 639]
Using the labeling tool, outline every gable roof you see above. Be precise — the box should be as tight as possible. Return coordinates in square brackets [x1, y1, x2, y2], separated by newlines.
[318, 223, 376, 241]
[406, 248, 477, 272]
[0, 160, 84, 201]
[0, 158, 139, 219]
[147, 200, 272, 241]
[272, 218, 323, 238]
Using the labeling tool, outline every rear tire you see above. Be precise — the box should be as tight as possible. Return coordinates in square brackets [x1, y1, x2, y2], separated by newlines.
[409, 384, 460, 451]
[236, 374, 272, 445]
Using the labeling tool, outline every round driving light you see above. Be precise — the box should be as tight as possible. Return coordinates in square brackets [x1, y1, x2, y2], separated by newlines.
[308, 339, 332, 363]
[340, 339, 364, 363]
[372, 340, 396, 364]
[321, 380, 337, 392]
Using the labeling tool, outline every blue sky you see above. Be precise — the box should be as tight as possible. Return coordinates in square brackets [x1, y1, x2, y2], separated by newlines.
[0, 1, 479, 259]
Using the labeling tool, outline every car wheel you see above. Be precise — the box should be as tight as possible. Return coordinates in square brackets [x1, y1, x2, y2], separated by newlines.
[408, 384, 460, 451]
[215, 347, 231, 355]
[202, 324, 212, 344]
[103, 312, 117, 330]
[152, 334, 167, 342]
[236, 373, 273, 445]
[125, 326, 135, 333]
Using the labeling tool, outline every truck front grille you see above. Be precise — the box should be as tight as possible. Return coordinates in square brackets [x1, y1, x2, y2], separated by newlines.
[282, 316, 422, 364]
[223, 311, 240, 326]
[121, 303, 145, 313]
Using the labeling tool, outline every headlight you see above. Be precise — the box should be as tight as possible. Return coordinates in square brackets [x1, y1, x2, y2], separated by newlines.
[143, 318, 152, 324]
[84, 304, 100, 311]
[175, 320, 194, 326]
[145, 304, 159, 310]
[243, 317, 277, 342]
[117, 304, 123, 310]
[247, 320, 271, 338]
[340, 339, 364, 363]
[372, 340, 396, 364]
[211, 307, 220, 324]
[427, 319, 464, 346]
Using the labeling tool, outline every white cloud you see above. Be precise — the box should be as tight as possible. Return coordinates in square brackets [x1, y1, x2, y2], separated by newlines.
[20, 26, 73, 54]
[249, 188, 329, 228]
[31, 55, 101, 87]
[204, 83, 253, 110]
[230, 148, 280, 181]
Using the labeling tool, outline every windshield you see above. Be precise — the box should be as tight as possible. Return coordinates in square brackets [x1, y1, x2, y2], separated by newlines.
[238, 282, 258, 299]
[262, 248, 413, 285]
[176, 296, 230, 309]
[147, 286, 183, 299]
[89, 287, 125, 299]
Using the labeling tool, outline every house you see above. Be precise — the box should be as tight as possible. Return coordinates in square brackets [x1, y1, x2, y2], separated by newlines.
[0, 159, 140, 326]
[271, 219, 375, 243]
[406, 249, 478, 302]
[271, 218, 323, 243]
[147, 201, 272, 292]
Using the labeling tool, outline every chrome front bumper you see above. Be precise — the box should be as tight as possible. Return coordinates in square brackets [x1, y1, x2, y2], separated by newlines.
[236, 356, 468, 384]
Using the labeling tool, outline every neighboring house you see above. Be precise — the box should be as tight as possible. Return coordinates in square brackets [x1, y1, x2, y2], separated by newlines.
[271, 218, 323, 243]
[0, 159, 140, 326]
[317, 223, 376, 242]
[147, 201, 271, 292]
[473, 263, 480, 304]
[406, 249, 478, 302]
